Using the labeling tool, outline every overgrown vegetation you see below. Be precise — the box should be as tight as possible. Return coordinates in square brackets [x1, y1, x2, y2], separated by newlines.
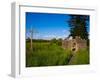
[26, 13, 90, 67]
[26, 41, 72, 67]
[68, 49, 89, 65]
[26, 40, 89, 67]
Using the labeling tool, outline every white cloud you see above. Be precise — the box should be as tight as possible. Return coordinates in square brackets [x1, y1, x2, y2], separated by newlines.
[43, 35, 56, 40]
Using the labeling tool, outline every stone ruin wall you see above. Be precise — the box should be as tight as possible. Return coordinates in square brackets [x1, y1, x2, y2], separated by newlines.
[62, 37, 87, 52]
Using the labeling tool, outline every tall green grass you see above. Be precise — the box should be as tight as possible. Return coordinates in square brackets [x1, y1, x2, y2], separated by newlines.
[26, 42, 89, 67]
[68, 48, 89, 65]
[26, 42, 72, 67]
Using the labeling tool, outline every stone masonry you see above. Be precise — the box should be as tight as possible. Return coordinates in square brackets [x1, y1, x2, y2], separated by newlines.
[62, 36, 87, 52]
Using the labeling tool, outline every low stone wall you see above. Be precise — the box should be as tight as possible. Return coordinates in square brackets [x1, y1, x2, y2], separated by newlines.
[62, 37, 87, 52]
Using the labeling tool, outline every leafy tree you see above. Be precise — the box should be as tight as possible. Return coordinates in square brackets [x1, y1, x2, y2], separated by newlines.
[50, 38, 63, 46]
[57, 38, 62, 46]
[50, 38, 57, 44]
[68, 15, 89, 40]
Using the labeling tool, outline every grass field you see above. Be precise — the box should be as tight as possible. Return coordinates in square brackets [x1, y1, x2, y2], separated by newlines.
[26, 41, 89, 67]
[68, 48, 89, 65]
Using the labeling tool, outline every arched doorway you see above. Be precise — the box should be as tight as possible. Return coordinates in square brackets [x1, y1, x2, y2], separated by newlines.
[71, 42, 78, 52]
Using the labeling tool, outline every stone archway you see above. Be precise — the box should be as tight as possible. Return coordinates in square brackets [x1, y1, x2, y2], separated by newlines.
[71, 42, 78, 52]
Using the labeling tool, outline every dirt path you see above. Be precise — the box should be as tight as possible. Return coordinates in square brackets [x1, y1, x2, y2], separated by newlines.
[68, 53, 75, 64]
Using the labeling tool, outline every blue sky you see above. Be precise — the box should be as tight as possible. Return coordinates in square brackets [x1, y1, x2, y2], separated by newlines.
[26, 12, 89, 40]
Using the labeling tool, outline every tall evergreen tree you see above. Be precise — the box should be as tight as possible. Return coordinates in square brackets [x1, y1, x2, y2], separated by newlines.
[68, 15, 89, 40]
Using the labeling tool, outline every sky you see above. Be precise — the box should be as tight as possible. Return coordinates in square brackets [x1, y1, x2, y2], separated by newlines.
[26, 12, 89, 40]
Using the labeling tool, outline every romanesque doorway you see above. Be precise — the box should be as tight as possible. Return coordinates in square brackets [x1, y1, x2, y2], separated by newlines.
[71, 42, 78, 52]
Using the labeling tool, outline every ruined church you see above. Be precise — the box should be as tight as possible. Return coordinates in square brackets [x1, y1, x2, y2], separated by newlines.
[62, 36, 87, 52]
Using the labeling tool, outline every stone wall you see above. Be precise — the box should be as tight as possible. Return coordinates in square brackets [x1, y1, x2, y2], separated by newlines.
[62, 36, 87, 52]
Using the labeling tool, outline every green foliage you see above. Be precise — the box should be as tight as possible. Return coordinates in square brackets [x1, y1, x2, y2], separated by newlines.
[68, 15, 89, 39]
[50, 38, 62, 46]
[57, 38, 62, 46]
[26, 41, 89, 67]
[26, 42, 71, 67]
[50, 38, 57, 44]
[68, 48, 89, 65]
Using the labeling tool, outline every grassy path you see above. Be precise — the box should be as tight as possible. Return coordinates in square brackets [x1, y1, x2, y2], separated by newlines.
[68, 49, 89, 65]
[68, 53, 75, 64]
